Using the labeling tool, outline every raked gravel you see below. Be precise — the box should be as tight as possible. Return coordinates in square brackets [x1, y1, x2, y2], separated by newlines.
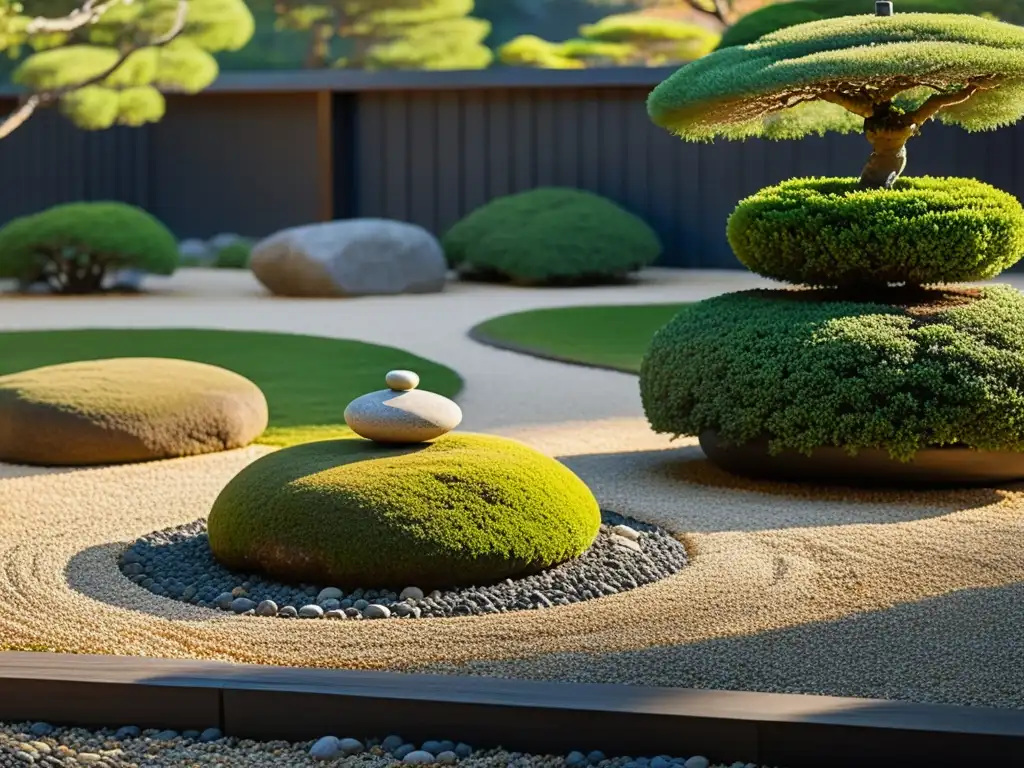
[1, 270, 1024, 710]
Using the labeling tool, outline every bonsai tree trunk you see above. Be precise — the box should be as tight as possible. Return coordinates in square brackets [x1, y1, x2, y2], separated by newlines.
[857, 84, 986, 189]
[42, 251, 109, 294]
[860, 105, 917, 189]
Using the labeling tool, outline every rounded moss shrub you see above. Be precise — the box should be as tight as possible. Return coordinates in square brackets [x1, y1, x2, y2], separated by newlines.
[726, 177, 1024, 287]
[207, 433, 602, 589]
[639, 286, 1024, 461]
[0, 201, 178, 294]
[214, 242, 251, 269]
[442, 188, 662, 286]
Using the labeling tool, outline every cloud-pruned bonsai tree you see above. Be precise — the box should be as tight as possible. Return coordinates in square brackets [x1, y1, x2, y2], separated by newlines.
[500, 13, 719, 69]
[649, 11, 1024, 186]
[640, 8, 1024, 484]
[717, 0, 1024, 49]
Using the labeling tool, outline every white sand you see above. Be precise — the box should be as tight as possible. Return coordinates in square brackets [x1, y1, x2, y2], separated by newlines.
[1, 269, 1023, 709]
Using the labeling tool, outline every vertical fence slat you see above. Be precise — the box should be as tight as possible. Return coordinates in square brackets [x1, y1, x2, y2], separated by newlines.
[405, 91, 438, 233]
[356, 93, 385, 220]
[579, 88, 601, 192]
[533, 90, 557, 188]
[486, 89, 511, 202]
[381, 92, 409, 221]
[433, 90, 463, 235]
[623, 92, 651, 247]
[462, 93, 488, 216]
[554, 91, 579, 188]
[510, 90, 535, 194]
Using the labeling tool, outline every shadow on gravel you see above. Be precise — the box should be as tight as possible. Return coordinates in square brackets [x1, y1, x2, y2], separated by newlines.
[423, 582, 1024, 712]
[559, 445, 1012, 532]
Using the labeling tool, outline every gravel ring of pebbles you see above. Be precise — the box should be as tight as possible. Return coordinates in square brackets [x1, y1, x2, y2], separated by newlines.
[117, 511, 688, 620]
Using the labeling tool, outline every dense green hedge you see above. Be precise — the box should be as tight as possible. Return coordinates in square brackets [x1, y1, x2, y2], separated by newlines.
[639, 286, 1024, 461]
[442, 188, 662, 286]
[207, 433, 601, 589]
[726, 177, 1024, 287]
[0, 202, 178, 294]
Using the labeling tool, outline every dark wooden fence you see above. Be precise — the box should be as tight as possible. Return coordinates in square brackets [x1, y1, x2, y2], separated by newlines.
[1, 67, 1023, 269]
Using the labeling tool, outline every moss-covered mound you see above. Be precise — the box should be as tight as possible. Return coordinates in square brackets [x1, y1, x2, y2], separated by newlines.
[0, 358, 268, 466]
[442, 188, 661, 286]
[640, 286, 1024, 461]
[727, 177, 1024, 287]
[207, 433, 602, 589]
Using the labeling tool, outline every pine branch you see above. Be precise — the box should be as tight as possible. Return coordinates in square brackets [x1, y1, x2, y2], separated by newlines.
[0, 0, 189, 140]
[819, 90, 875, 118]
[26, 0, 128, 35]
[907, 80, 995, 125]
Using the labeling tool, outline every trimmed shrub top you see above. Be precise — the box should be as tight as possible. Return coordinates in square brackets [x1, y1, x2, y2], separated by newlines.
[206, 433, 602, 589]
[442, 188, 662, 286]
[640, 286, 1024, 461]
[727, 176, 1024, 287]
[648, 13, 1024, 141]
[0, 202, 179, 290]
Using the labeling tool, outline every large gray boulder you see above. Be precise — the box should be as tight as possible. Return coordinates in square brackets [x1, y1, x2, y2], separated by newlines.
[249, 219, 447, 297]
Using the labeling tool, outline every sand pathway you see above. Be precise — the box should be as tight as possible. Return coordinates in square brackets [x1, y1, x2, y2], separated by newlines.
[1, 269, 1022, 709]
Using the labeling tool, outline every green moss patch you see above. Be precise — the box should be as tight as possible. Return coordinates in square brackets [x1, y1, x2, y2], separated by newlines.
[0, 329, 462, 448]
[727, 176, 1024, 287]
[207, 433, 602, 589]
[640, 286, 1024, 461]
[471, 304, 688, 373]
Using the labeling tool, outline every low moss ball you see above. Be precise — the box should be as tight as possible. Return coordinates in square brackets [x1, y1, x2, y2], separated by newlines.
[207, 433, 602, 589]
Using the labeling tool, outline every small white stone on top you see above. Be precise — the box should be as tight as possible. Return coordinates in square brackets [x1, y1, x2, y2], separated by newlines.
[385, 370, 420, 391]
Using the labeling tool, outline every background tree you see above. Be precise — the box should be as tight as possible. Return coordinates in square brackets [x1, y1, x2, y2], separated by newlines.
[0, 0, 254, 137]
[272, 0, 493, 70]
[500, 12, 718, 67]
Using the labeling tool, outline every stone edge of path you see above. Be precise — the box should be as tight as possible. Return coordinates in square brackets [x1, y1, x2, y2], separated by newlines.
[1, 652, 1023, 768]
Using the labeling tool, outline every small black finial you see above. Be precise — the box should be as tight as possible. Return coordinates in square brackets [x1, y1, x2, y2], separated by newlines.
[876, 0, 894, 15]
